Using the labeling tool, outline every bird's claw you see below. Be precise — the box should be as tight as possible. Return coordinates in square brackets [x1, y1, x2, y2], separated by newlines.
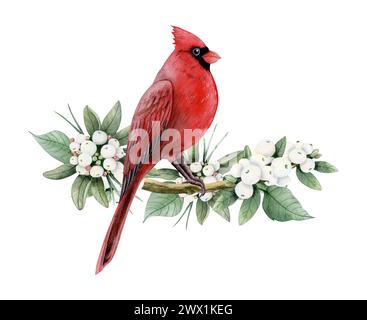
[187, 177, 206, 195]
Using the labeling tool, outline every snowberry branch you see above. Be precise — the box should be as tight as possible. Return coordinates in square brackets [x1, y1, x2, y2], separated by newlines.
[142, 178, 235, 194]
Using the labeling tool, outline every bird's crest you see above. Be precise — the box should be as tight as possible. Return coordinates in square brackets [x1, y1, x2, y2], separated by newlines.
[172, 26, 206, 50]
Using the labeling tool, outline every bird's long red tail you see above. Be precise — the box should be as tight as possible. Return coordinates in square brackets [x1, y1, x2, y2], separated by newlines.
[96, 169, 147, 274]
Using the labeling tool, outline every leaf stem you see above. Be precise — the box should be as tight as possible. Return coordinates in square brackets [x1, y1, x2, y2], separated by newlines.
[173, 202, 192, 227]
[206, 132, 229, 162]
[204, 123, 218, 162]
[185, 202, 193, 230]
[68, 104, 84, 134]
[54, 111, 83, 134]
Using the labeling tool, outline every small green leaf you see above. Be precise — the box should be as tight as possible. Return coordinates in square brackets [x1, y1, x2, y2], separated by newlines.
[91, 178, 109, 208]
[144, 193, 183, 221]
[43, 164, 76, 180]
[101, 101, 122, 135]
[71, 175, 91, 210]
[223, 175, 237, 184]
[315, 161, 338, 173]
[187, 143, 200, 163]
[115, 126, 130, 146]
[196, 199, 209, 225]
[244, 145, 252, 159]
[146, 168, 180, 180]
[218, 150, 244, 174]
[262, 186, 313, 221]
[274, 136, 287, 157]
[83, 105, 101, 136]
[296, 167, 322, 190]
[211, 189, 237, 222]
[239, 189, 261, 225]
[31, 130, 71, 164]
[309, 149, 322, 159]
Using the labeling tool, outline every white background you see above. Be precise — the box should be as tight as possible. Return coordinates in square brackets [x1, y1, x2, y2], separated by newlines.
[0, 0, 366, 299]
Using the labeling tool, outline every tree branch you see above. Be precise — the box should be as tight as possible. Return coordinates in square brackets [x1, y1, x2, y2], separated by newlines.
[142, 178, 235, 194]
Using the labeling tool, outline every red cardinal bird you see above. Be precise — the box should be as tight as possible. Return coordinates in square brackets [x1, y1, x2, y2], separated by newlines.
[96, 26, 220, 273]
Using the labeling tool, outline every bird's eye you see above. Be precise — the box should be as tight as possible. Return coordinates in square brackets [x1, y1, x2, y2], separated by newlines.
[192, 47, 201, 56]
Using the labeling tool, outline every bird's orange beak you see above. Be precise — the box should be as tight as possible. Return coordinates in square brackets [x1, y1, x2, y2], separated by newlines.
[203, 50, 221, 64]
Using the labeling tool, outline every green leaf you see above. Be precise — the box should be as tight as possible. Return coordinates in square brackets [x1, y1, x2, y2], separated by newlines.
[91, 178, 109, 208]
[211, 189, 237, 222]
[218, 150, 244, 174]
[71, 175, 91, 210]
[188, 143, 200, 163]
[274, 136, 287, 157]
[244, 145, 252, 159]
[43, 164, 76, 180]
[146, 168, 180, 180]
[223, 175, 237, 184]
[31, 130, 71, 164]
[115, 126, 130, 146]
[239, 189, 261, 225]
[101, 101, 122, 135]
[144, 193, 183, 221]
[262, 186, 313, 221]
[309, 149, 322, 159]
[83, 105, 101, 136]
[315, 161, 338, 173]
[196, 199, 209, 225]
[296, 167, 322, 190]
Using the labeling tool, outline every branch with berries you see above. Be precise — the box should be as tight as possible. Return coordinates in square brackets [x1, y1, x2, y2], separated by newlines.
[32, 105, 337, 227]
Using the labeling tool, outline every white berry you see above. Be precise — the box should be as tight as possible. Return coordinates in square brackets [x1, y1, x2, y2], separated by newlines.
[271, 158, 292, 178]
[202, 164, 215, 177]
[108, 138, 120, 148]
[277, 176, 291, 187]
[235, 182, 254, 200]
[190, 162, 202, 173]
[69, 156, 78, 165]
[238, 158, 250, 167]
[69, 142, 80, 153]
[300, 158, 315, 173]
[230, 163, 243, 178]
[78, 153, 92, 167]
[241, 164, 262, 185]
[263, 156, 274, 165]
[101, 144, 116, 158]
[80, 141, 97, 155]
[116, 146, 125, 158]
[250, 154, 266, 167]
[76, 165, 89, 176]
[215, 173, 223, 181]
[103, 158, 117, 171]
[289, 148, 307, 164]
[302, 143, 314, 155]
[200, 192, 213, 202]
[261, 165, 273, 181]
[92, 130, 108, 145]
[175, 177, 184, 184]
[75, 134, 87, 144]
[255, 139, 276, 157]
[210, 161, 220, 171]
[90, 165, 104, 178]
[203, 176, 217, 184]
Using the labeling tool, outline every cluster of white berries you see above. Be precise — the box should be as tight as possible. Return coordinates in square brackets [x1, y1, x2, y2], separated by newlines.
[231, 139, 315, 200]
[68, 130, 125, 178]
[176, 160, 222, 202]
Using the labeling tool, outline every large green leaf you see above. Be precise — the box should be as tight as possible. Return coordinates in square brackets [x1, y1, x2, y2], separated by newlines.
[210, 189, 237, 222]
[144, 193, 183, 221]
[296, 167, 322, 191]
[218, 150, 243, 174]
[31, 130, 71, 164]
[262, 186, 313, 221]
[196, 199, 209, 225]
[274, 136, 287, 157]
[71, 175, 91, 210]
[315, 161, 338, 173]
[115, 126, 130, 146]
[146, 168, 180, 180]
[83, 105, 101, 135]
[43, 164, 76, 180]
[239, 188, 261, 225]
[91, 178, 109, 208]
[101, 101, 122, 135]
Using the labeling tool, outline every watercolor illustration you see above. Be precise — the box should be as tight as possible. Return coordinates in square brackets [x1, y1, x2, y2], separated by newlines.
[31, 26, 337, 274]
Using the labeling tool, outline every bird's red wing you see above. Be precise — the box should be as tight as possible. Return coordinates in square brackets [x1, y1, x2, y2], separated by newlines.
[121, 80, 173, 194]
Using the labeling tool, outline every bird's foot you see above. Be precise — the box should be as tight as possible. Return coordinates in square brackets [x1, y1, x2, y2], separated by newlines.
[186, 177, 206, 195]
